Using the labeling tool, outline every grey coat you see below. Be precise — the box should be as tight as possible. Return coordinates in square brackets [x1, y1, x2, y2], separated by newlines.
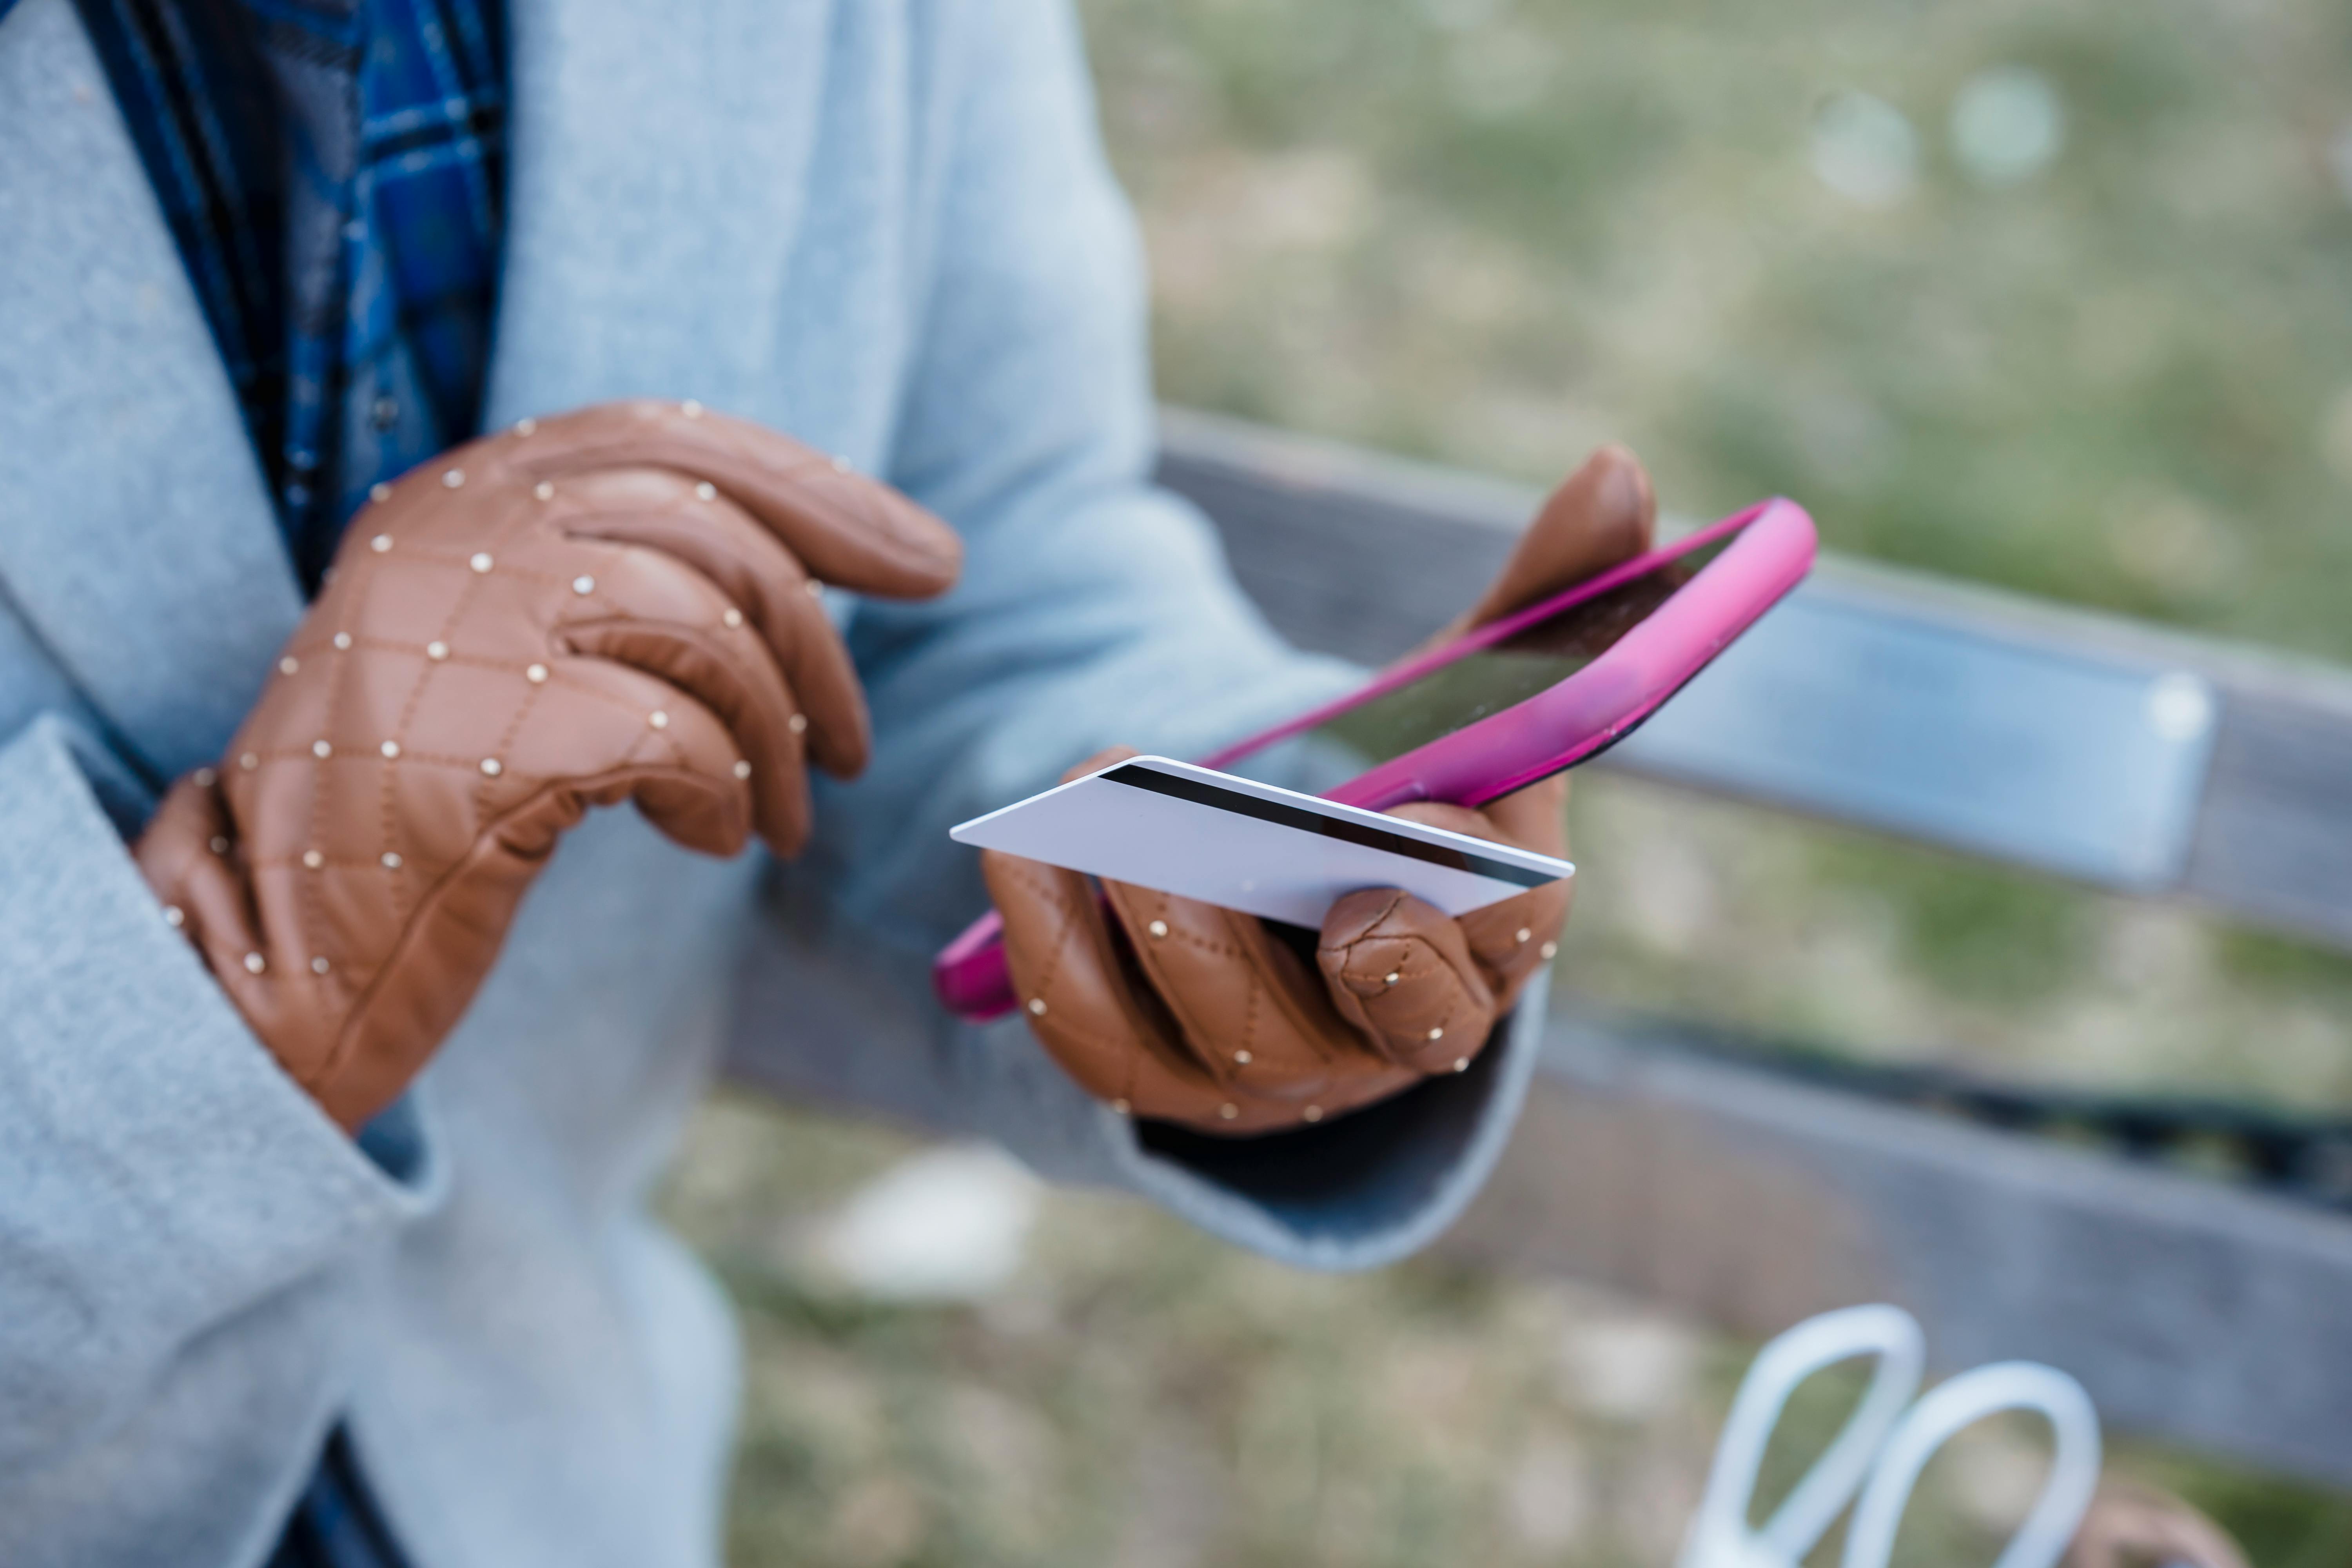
[0, 0, 1548, 1561]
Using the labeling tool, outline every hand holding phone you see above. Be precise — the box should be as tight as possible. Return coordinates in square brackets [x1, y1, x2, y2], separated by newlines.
[957, 446, 1695, 1136]
[978, 745, 1570, 1135]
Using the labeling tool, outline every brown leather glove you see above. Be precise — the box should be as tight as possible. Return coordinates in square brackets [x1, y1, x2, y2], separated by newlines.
[982, 444, 1655, 1136]
[136, 401, 960, 1131]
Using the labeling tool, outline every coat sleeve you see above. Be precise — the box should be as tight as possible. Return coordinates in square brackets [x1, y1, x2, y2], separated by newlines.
[741, 0, 1550, 1272]
[0, 712, 441, 1556]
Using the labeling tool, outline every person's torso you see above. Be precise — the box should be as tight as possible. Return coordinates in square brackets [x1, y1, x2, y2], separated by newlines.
[0, 0, 984, 1560]
[0, 0, 966, 1133]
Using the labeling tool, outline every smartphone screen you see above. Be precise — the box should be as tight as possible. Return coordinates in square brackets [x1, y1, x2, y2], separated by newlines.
[1240, 528, 1737, 779]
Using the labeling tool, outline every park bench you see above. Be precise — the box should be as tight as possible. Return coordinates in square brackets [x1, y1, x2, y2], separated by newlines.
[728, 407, 2352, 1491]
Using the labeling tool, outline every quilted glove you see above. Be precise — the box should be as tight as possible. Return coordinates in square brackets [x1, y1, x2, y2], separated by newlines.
[982, 444, 1655, 1135]
[136, 401, 960, 1130]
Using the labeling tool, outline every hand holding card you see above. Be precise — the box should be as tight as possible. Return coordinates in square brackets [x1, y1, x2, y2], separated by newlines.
[977, 749, 1571, 1136]
[957, 446, 1672, 1136]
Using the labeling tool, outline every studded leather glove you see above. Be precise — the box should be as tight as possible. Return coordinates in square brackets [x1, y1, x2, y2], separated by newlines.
[982, 445, 1655, 1135]
[135, 401, 961, 1131]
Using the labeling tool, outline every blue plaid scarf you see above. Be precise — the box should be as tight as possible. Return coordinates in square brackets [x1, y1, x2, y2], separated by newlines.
[70, 0, 506, 589]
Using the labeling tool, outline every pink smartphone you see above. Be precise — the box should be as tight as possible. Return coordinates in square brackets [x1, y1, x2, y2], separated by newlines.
[933, 496, 1817, 1020]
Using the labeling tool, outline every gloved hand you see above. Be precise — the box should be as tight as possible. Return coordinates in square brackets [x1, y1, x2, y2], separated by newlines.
[136, 401, 961, 1131]
[981, 444, 1655, 1134]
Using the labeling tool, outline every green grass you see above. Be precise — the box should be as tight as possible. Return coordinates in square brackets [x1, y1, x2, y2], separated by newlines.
[670, 1097, 2352, 1566]
[1087, 0, 2352, 660]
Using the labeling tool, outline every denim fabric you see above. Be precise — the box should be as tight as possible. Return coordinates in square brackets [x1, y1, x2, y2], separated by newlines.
[68, 0, 507, 586]
[263, 1430, 410, 1568]
[0, 0, 1547, 1561]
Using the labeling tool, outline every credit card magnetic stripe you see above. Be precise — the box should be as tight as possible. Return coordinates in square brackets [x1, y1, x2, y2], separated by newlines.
[1100, 764, 1554, 888]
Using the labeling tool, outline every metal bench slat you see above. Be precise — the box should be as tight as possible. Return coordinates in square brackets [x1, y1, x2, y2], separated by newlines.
[1156, 406, 2352, 948]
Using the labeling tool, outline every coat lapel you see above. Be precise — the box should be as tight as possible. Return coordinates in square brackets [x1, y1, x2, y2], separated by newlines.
[487, 0, 840, 427]
[0, 0, 302, 783]
[0, 0, 844, 783]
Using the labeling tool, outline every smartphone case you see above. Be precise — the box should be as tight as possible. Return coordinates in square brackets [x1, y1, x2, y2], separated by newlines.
[934, 497, 1817, 1020]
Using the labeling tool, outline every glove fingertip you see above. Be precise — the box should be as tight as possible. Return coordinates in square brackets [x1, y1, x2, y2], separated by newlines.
[1318, 886, 1409, 949]
[804, 715, 871, 781]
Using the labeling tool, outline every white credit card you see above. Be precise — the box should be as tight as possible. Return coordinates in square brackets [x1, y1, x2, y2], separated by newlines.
[949, 755, 1571, 928]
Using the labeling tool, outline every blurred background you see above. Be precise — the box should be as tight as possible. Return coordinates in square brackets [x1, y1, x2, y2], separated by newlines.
[663, 0, 2352, 1561]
